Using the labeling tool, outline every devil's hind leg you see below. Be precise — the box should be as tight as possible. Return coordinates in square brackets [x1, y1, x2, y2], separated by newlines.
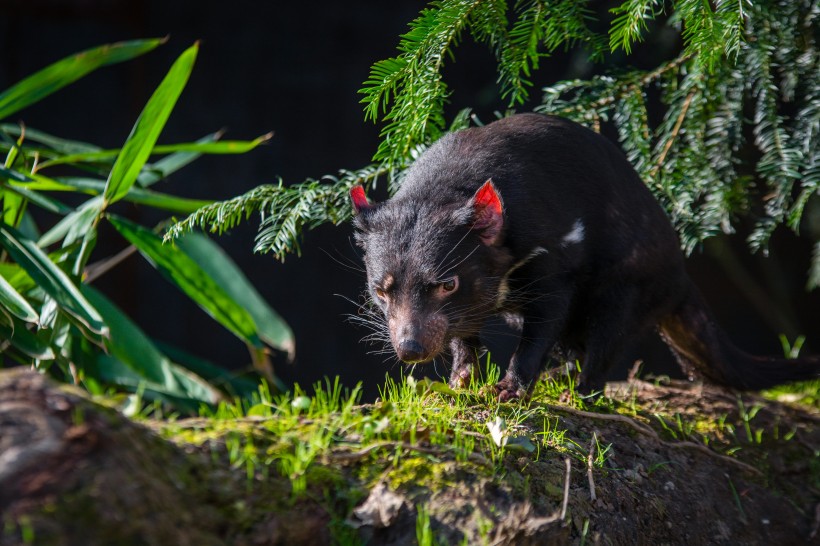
[576, 285, 655, 394]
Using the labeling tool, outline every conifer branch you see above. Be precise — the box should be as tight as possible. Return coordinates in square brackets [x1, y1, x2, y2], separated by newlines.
[167, 0, 819, 287]
[651, 88, 697, 178]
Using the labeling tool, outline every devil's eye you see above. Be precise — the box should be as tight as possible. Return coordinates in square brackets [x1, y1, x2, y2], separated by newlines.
[439, 277, 458, 293]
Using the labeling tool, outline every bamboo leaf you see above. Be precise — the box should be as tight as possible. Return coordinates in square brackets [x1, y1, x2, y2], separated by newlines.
[0, 124, 101, 155]
[0, 222, 106, 334]
[0, 263, 35, 293]
[37, 196, 103, 248]
[4, 184, 72, 215]
[0, 165, 32, 183]
[37, 133, 273, 171]
[154, 339, 262, 398]
[115, 188, 212, 215]
[82, 285, 221, 404]
[136, 132, 222, 188]
[0, 272, 39, 323]
[103, 43, 198, 208]
[175, 232, 294, 356]
[107, 214, 262, 347]
[50, 178, 212, 215]
[0, 315, 54, 360]
[0, 38, 165, 121]
[2, 191, 25, 227]
[7, 172, 75, 192]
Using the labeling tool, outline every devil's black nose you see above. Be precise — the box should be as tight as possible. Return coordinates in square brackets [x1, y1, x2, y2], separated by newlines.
[397, 339, 425, 363]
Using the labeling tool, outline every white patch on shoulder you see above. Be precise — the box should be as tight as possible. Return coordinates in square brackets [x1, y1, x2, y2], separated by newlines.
[561, 219, 585, 246]
[496, 246, 548, 308]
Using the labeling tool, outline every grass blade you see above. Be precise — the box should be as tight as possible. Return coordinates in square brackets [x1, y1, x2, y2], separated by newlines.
[0, 38, 165, 121]
[103, 43, 198, 208]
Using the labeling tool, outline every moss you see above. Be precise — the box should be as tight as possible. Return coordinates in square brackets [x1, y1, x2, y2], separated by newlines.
[161, 425, 227, 446]
[519, 459, 565, 503]
[384, 456, 457, 492]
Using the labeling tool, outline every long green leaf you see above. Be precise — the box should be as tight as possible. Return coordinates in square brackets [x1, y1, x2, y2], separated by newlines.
[0, 165, 32, 182]
[0, 245, 79, 293]
[2, 139, 27, 227]
[38, 133, 273, 170]
[0, 273, 39, 323]
[136, 131, 222, 187]
[107, 214, 262, 347]
[7, 172, 75, 192]
[0, 38, 165, 121]
[0, 222, 106, 334]
[37, 196, 102, 248]
[176, 232, 294, 356]
[4, 184, 72, 215]
[0, 315, 54, 360]
[48, 178, 212, 215]
[0, 263, 35, 293]
[2, 191, 24, 226]
[8, 174, 210, 216]
[0, 124, 101, 155]
[103, 43, 198, 208]
[121, 188, 212, 214]
[153, 339, 263, 398]
[82, 285, 220, 404]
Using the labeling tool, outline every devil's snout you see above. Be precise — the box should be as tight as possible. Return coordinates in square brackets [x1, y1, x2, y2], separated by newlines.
[388, 309, 448, 364]
[390, 318, 432, 363]
[397, 338, 426, 362]
[394, 320, 428, 363]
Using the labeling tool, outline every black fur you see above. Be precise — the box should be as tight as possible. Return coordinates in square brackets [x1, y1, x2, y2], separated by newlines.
[352, 113, 819, 400]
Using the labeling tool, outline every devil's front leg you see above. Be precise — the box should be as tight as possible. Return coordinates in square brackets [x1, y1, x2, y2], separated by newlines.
[495, 284, 572, 402]
[449, 336, 481, 389]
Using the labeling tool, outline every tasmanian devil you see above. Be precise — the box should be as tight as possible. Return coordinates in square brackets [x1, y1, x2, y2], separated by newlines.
[350, 113, 819, 400]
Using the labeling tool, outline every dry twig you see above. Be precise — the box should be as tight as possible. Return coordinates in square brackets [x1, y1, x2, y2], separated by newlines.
[544, 403, 763, 476]
[561, 457, 571, 520]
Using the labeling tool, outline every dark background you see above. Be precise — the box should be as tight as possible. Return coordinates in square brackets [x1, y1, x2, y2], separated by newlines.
[1, 0, 817, 400]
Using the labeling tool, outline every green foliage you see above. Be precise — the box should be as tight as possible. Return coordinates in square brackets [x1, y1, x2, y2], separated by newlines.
[359, 0, 609, 170]
[0, 39, 165, 120]
[102, 44, 198, 208]
[165, 164, 389, 259]
[609, 0, 663, 54]
[167, 0, 819, 289]
[0, 40, 294, 410]
[536, 0, 818, 278]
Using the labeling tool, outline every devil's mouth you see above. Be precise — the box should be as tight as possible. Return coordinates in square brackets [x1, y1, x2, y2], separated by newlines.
[395, 344, 441, 365]
[396, 348, 437, 364]
[400, 356, 434, 365]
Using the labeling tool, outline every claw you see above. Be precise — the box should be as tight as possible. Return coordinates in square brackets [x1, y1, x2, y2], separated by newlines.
[493, 378, 527, 402]
[448, 364, 473, 389]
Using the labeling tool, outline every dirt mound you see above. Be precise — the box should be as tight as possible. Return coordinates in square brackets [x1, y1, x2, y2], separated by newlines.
[1, 369, 817, 545]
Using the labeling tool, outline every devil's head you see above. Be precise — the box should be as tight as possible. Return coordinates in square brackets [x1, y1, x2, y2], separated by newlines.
[350, 180, 511, 364]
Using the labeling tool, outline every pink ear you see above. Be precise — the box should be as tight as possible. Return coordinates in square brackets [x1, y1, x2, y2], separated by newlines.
[350, 185, 371, 214]
[472, 179, 504, 245]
